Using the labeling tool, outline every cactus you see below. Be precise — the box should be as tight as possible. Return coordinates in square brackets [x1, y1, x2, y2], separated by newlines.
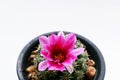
[26, 40, 96, 80]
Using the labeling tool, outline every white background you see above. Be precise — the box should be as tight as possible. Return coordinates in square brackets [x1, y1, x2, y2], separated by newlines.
[0, 0, 120, 80]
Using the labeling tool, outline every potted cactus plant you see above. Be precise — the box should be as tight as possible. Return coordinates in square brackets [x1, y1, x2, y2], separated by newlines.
[17, 31, 105, 80]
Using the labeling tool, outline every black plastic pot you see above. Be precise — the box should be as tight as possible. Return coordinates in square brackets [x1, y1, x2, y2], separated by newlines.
[17, 31, 105, 80]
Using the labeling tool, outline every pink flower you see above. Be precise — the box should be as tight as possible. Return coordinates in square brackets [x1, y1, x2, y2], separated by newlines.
[38, 32, 84, 73]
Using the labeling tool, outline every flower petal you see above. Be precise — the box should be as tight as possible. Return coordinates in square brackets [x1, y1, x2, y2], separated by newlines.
[57, 31, 65, 48]
[62, 57, 72, 65]
[64, 33, 76, 50]
[62, 53, 77, 65]
[38, 60, 48, 71]
[40, 49, 53, 61]
[40, 49, 49, 58]
[39, 36, 49, 46]
[63, 48, 84, 65]
[49, 34, 58, 45]
[58, 31, 64, 37]
[71, 48, 84, 56]
[64, 65, 74, 74]
[48, 61, 65, 71]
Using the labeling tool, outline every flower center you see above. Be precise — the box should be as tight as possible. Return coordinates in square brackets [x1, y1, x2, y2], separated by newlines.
[53, 53, 65, 62]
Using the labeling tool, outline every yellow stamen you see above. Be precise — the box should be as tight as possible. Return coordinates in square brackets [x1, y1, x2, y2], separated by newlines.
[54, 53, 65, 62]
